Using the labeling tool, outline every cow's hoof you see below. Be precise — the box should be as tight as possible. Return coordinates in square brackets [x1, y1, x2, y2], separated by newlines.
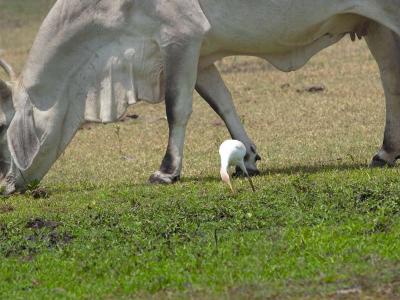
[233, 167, 260, 178]
[149, 171, 180, 184]
[369, 155, 394, 168]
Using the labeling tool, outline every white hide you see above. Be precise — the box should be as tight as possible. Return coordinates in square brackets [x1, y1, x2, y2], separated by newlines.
[4, 0, 400, 191]
[83, 39, 164, 123]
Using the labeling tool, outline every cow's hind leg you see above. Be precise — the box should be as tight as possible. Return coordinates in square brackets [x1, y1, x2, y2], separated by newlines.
[196, 64, 261, 175]
[149, 42, 201, 184]
[366, 22, 400, 167]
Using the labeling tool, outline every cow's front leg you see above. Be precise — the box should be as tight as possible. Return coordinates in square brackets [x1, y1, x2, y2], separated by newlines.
[149, 43, 201, 184]
[196, 64, 261, 176]
[366, 23, 400, 167]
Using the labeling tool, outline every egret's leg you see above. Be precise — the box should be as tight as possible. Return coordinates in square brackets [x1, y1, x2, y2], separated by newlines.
[149, 42, 202, 184]
[366, 22, 400, 166]
[238, 161, 256, 192]
[196, 64, 261, 175]
[227, 179, 235, 194]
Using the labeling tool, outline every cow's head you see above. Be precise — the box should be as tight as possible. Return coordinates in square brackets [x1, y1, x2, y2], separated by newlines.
[0, 59, 16, 186]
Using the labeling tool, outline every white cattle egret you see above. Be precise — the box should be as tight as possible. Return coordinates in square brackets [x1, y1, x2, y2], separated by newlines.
[219, 140, 256, 193]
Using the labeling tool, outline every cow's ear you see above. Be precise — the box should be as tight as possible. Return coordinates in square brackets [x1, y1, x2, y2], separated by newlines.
[7, 105, 40, 171]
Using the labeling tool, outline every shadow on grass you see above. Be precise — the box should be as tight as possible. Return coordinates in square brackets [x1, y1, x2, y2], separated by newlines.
[38, 163, 377, 195]
[183, 162, 371, 184]
[261, 162, 369, 176]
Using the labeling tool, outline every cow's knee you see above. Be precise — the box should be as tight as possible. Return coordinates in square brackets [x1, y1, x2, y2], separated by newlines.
[167, 106, 192, 127]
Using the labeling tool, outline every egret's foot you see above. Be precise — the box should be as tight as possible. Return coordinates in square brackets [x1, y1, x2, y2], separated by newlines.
[369, 155, 395, 168]
[233, 166, 260, 178]
[149, 171, 180, 184]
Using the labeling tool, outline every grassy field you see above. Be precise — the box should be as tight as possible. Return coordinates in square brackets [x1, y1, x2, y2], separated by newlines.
[1, 1, 400, 299]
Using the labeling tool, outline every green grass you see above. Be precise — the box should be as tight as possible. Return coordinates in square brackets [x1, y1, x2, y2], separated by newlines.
[1, 1, 400, 299]
[1, 170, 400, 299]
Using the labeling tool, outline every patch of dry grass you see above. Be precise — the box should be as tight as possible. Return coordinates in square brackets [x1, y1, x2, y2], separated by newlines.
[0, 0, 55, 71]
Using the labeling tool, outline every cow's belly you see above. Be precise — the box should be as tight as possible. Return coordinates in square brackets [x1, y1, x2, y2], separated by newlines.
[200, 0, 362, 50]
[199, 0, 368, 71]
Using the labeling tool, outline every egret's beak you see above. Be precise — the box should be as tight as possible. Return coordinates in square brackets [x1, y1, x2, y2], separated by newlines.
[221, 169, 235, 194]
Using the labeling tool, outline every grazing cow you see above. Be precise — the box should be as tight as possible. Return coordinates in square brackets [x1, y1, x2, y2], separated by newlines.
[0, 0, 400, 194]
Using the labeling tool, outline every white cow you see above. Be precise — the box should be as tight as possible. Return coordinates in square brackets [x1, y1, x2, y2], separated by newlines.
[0, 0, 400, 194]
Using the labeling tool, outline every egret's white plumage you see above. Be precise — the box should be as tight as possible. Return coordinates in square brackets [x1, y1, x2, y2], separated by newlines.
[219, 140, 255, 193]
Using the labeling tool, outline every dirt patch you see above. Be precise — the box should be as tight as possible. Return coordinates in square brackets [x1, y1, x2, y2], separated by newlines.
[1, 217, 74, 258]
[24, 232, 73, 250]
[25, 218, 74, 249]
[0, 204, 14, 214]
[120, 113, 140, 122]
[48, 231, 74, 246]
[26, 218, 60, 230]
[297, 85, 326, 93]
[26, 230, 74, 246]
[211, 120, 224, 127]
